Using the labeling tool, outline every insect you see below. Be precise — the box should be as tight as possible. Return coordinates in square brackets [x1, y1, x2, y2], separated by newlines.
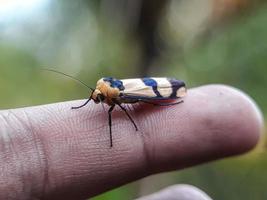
[44, 69, 187, 147]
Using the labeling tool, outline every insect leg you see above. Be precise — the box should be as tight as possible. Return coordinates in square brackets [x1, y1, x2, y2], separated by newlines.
[71, 98, 91, 109]
[140, 100, 184, 106]
[108, 105, 115, 147]
[116, 103, 138, 131]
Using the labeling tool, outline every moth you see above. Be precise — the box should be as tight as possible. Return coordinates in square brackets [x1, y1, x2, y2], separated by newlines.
[45, 69, 187, 147]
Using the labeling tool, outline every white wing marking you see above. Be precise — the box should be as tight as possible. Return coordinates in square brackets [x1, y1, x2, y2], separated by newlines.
[177, 86, 186, 97]
[121, 78, 174, 98]
[121, 79, 156, 97]
[152, 78, 172, 97]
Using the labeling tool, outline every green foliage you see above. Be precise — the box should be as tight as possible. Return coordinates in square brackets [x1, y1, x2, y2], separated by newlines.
[180, 5, 267, 114]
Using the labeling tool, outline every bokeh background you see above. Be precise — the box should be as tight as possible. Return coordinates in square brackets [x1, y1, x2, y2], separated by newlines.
[0, 0, 266, 199]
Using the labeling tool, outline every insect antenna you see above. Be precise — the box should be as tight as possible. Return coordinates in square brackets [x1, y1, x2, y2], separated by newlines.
[71, 98, 91, 109]
[42, 68, 95, 91]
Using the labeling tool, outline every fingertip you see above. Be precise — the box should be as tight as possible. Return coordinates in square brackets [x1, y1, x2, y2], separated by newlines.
[200, 84, 263, 153]
[141, 84, 263, 172]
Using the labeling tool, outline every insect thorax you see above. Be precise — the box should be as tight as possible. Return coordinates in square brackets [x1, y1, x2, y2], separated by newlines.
[92, 78, 120, 105]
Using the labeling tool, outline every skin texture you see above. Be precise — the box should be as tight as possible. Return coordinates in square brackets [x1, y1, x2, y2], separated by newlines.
[0, 85, 263, 200]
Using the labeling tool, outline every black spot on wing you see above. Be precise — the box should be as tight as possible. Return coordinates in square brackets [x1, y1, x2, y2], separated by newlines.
[103, 77, 113, 82]
[142, 78, 162, 98]
[168, 78, 185, 98]
[111, 80, 125, 90]
[103, 77, 125, 91]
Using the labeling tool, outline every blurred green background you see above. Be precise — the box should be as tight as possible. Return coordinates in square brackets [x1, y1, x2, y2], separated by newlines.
[0, 0, 266, 199]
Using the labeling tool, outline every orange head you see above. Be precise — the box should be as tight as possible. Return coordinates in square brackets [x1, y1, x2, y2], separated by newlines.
[91, 78, 120, 105]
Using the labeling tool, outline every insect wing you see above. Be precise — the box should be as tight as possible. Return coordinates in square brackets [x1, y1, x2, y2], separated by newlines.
[120, 78, 186, 101]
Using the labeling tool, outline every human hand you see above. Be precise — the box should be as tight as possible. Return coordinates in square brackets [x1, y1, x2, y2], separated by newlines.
[0, 85, 262, 200]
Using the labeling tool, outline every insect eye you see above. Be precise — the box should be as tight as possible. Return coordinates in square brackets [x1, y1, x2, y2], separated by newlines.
[97, 94, 105, 102]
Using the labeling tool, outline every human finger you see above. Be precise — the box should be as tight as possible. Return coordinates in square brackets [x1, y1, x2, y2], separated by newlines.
[0, 85, 262, 199]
